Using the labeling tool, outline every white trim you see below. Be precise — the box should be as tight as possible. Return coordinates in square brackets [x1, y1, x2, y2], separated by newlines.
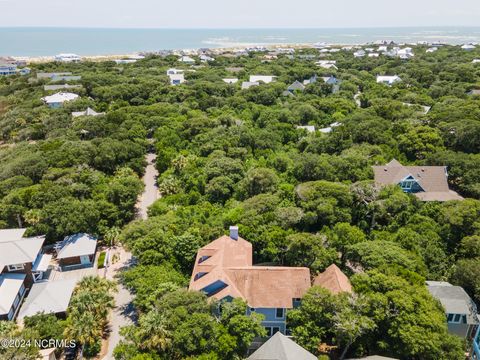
[275, 308, 285, 319]
[7, 264, 24, 271]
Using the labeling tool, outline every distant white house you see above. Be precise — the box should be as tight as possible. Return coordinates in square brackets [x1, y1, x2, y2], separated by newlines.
[115, 59, 137, 64]
[166, 68, 184, 75]
[179, 55, 195, 64]
[241, 81, 259, 90]
[461, 44, 476, 51]
[426, 47, 438, 53]
[222, 78, 239, 84]
[168, 73, 185, 85]
[353, 50, 366, 58]
[315, 60, 338, 70]
[72, 107, 105, 118]
[319, 122, 341, 133]
[378, 46, 388, 52]
[44, 84, 82, 91]
[472, 59, 480, 64]
[377, 75, 402, 86]
[199, 54, 215, 62]
[368, 53, 380, 58]
[54, 53, 82, 63]
[397, 47, 414, 59]
[296, 125, 315, 133]
[249, 75, 276, 84]
[42, 92, 79, 108]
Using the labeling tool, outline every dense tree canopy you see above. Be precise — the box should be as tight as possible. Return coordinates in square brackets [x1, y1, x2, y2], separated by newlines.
[1, 44, 480, 359]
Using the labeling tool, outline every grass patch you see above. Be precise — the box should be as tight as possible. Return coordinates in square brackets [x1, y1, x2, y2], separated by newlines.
[97, 251, 107, 269]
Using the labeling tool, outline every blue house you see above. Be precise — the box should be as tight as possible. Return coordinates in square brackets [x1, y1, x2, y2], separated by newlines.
[189, 227, 311, 336]
[373, 159, 464, 201]
[0, 63, 17, 76]
[427, 281, 479, 339]
[473, 326, 480, 359]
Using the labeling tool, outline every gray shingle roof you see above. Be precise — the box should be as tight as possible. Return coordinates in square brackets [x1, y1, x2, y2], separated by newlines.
[372, 159, 463, 201]
[287, 81, 305, 91]
[247, 332, 317, 360]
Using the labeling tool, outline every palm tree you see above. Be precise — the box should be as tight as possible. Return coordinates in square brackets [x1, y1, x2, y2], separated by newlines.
[104, 226, 121, 248]
[136, 310, 172, 352]
[64, 311, 103, 359]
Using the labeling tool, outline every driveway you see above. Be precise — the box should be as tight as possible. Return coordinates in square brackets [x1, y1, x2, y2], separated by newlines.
[103, 152, 159, 359]
[103, 249, 136, 359]
[136, 153, 160, 220]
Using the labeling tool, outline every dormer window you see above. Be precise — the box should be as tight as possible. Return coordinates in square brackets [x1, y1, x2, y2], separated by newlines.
[398, 175, 423, 193]
[199, 255, 210, 264]
[194, 272, 208, 281]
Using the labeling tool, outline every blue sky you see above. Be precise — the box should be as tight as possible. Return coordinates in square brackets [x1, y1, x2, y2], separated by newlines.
[0, 0, 479, 28]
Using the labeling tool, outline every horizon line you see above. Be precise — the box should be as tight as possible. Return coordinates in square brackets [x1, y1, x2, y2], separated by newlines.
[1, 25, 480, 30]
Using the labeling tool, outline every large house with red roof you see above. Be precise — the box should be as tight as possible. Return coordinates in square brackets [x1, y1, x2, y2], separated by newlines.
[189, 226, 311, 336]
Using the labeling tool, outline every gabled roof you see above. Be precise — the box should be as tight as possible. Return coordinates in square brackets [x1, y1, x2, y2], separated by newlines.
[17, 279, 77, 319]
[0, 273, 26, 315]
[287, 81, 305, 91]
[242, 81, 259, 89]
[42, 92, 79, 104]
[72, 107, 104, 117]
[247, 332, 317, 360]
[0, 228, 26, 242]
[189, 233, 311, 308]
[372, 159, 463, 202]
[0, 235, 45, 268]
[427, 281, 479, 325]
[313, 264, 352, 294]
[249, 75, 276, 84]
[56, 233, 97, 259]
[223, 266, 311, 308]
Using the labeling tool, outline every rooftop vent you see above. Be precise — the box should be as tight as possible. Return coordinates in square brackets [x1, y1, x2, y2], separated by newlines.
[229, 226, 239, 241]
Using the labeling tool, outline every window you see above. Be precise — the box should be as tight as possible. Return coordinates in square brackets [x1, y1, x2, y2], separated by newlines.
[400, 180, 414, 190]
[265, 327, 272, 337]
[194, 272, 208, 281]
[272, 327, 280, 335]
[198, 255, 210, 264]
[449, 314, 464, 323]
[7, 264, 24, 271]
[276, 308, 284, 318]
[13, 294, 20, 309]
[250, 308, 255, 312]
[7, 308, 14, 321]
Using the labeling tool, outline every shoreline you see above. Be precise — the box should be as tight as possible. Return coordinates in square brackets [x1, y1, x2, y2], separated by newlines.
[13, 41, 463, 64]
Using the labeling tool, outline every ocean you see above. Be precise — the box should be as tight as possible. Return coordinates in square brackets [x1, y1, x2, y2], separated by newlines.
[1, 27, 480, 57]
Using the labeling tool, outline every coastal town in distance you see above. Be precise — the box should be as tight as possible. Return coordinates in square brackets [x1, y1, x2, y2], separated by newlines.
[1, 1, 480, 359]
